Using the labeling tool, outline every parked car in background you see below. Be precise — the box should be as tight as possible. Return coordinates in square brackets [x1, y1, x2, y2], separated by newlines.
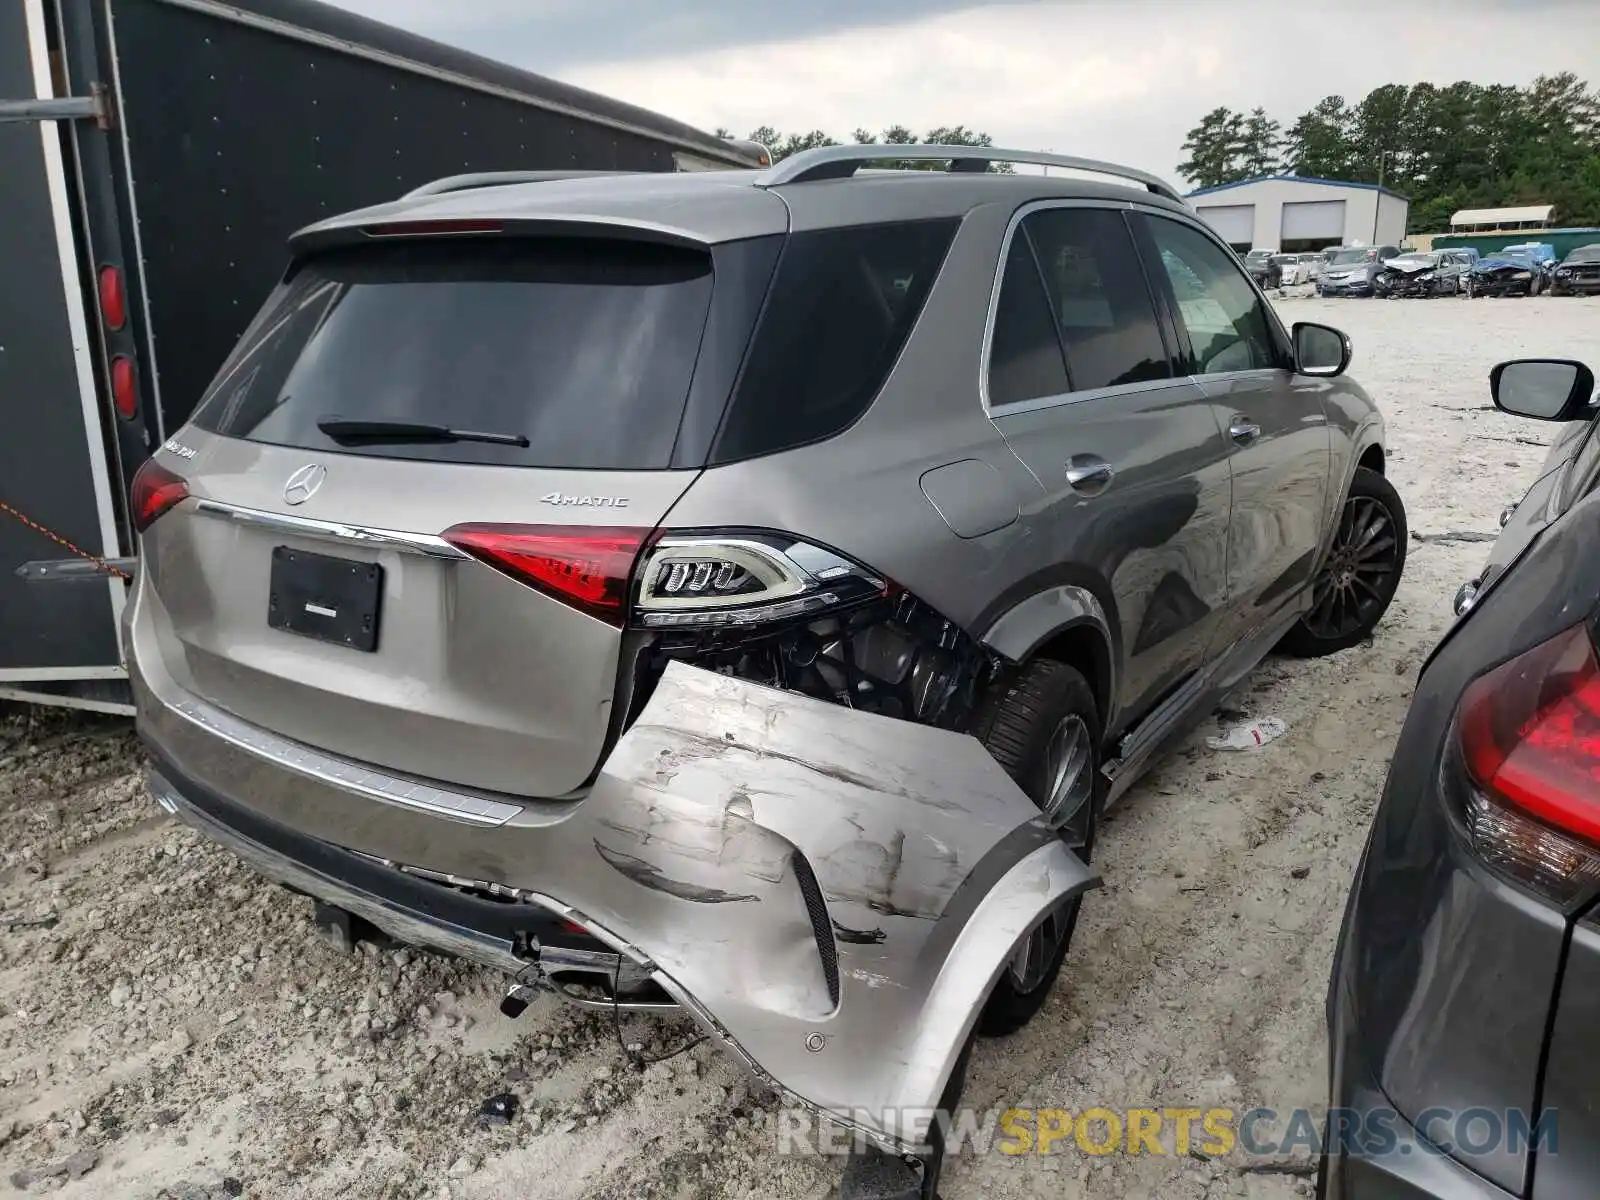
[1298, 252, 1326, 282]
[1470, 243, 1558, 297]
[1246, 254, 1284, 288]
[1552, 243, 1600, 295]
[1274, 254, 1312, 286]
[1317, 244, 1402, 297]
[1325, 357, 1599, 1200]
[123, 142, 1405, 1198]
[1374, 250, 1471, 298]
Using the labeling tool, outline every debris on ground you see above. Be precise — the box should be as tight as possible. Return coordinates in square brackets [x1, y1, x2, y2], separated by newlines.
[1411, 530, 1498, 544]
[477, 1093, 518, 1128]
[1206, 717, 1288, 752]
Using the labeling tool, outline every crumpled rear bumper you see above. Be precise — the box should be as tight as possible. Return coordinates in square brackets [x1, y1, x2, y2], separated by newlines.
[135, 654, 1097, 1151]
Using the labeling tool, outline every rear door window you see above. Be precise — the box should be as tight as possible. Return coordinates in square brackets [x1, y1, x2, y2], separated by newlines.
[985, 206, 1171, 407]
[987, 231, 1072, 407]
[710, 219, 958, 462]
[1021, 207, 1171, 392]
[191, 238, 716, 469]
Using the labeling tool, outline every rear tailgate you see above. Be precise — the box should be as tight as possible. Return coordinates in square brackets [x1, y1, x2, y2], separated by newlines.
[135, 232, 773, 798]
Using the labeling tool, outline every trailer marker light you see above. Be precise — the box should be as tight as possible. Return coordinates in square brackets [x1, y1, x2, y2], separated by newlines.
[98, 264, 127, 330]
[110, 355, 138, 420]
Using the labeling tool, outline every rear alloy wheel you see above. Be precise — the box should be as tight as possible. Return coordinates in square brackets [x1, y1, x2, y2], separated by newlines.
[1280, 466, 1407, 657]
[969, 660, 1100, 1036]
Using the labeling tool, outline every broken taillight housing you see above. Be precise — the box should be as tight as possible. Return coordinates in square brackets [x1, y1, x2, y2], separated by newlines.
[1454, 623, 1600, 903]
[631, 533, 888, 628]
[439, 524, 891, 633]
[129, 459, 190, 533]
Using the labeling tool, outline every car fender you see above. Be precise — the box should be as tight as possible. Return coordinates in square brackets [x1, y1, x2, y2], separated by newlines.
[566, 662, 1100, 1150]
[977, 581, 1115, 674]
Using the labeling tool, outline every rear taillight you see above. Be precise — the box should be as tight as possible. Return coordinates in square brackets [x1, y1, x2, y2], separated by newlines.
[110, 355, 138, 419]
[98, 264, 126, 330]
[440, 524, 652, 627]
[130, 459, 189, 533]
[1455, 624, 1600, 901]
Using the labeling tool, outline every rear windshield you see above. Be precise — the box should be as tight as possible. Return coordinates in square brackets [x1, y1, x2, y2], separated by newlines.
[1566, 247, 1600, 264]
[191, 238, 715, 469]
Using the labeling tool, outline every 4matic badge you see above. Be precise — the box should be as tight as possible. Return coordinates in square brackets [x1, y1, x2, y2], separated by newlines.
[540, 492, 630, 508]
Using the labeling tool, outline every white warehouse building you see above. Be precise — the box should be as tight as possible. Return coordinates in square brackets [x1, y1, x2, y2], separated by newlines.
[1186, 175, 1410, 253]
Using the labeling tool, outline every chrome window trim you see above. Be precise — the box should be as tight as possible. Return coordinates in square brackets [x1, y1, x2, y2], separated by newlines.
[192, 499, 468, 560]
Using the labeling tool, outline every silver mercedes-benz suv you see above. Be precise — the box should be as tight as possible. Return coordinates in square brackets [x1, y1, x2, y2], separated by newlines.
[125, 144, 1405, 1185]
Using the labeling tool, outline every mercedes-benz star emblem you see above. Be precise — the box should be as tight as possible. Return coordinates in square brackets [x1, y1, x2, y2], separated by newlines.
[283, 463, 326, 506]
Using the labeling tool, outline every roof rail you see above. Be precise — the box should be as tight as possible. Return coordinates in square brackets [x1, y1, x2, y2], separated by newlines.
[401, 170, 628, 200]
[756, 144, 1185, 204]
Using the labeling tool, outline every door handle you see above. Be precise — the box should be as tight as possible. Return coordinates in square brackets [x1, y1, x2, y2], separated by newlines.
[1065, 455, 1115, 495]
[1229, 417, 1262, 444]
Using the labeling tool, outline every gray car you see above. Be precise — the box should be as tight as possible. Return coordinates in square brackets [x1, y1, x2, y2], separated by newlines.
[124, 143, 1405, 1193]
[1325, 358, 1599, 1199]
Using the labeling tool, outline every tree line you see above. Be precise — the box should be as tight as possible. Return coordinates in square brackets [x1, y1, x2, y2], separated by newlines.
[717, 124, 1014, 171]
[1177, 74, 1600, 230]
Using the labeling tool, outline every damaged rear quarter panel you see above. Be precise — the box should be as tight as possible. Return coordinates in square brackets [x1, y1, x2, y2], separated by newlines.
[568, 663, 1099, 1145]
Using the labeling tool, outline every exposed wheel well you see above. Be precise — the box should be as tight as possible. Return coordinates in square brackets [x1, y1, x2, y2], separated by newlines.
[1031, 624, 1113, 725]
[1358, 444, 1385, 475]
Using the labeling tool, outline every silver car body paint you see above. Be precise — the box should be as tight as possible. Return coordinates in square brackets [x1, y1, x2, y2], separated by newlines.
[133, 635, 1097, 1149]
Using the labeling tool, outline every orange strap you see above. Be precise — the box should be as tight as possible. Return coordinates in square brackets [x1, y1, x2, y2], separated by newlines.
[0, 500, 132, 580]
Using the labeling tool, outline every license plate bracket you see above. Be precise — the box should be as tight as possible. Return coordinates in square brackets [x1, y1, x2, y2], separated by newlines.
[267, 546, 382, 652]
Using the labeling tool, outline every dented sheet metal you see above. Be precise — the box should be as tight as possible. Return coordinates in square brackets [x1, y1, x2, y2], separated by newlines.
[138, 656, 1097, 1151]
[569, 664, 1100, 1147]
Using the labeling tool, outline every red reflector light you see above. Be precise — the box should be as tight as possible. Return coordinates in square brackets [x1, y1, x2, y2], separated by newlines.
[559, 918, 589, 935]
[110, 355, 138, 419]
[363, 219, 503, 238]
[98, 264, 126, 330]
[129, 458, 189, 533]
[1459, 625, 1600, 847]
[441, 524, 651, 626]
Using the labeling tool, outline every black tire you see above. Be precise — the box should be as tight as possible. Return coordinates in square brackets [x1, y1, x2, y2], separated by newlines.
[968, 659, 1101, 1036]
[1280, 467, 1407, 657]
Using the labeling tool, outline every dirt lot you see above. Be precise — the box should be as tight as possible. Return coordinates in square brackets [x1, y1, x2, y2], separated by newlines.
[4, 294, 1600, 1200]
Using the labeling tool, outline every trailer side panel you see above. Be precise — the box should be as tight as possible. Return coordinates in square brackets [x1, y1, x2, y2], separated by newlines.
[0, 0, 122, 676]
[108, 0, 720, 434]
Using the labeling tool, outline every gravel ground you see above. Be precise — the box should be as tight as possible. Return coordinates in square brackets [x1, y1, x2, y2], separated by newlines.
[4, 294, 1599, 1200]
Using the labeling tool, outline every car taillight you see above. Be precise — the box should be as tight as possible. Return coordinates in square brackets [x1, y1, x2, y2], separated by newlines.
[129, 459, 189, 533]
[441, 524, 652, 627]
[110, 355, 138, 419]
[631, 532, 889, 628]
[1455, 623, 1600, 901]
[98, 264, 126, 330]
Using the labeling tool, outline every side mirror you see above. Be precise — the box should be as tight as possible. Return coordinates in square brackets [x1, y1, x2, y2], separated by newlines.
[1293, 322, 1351, 377]
[1490, 359, 1596, 422]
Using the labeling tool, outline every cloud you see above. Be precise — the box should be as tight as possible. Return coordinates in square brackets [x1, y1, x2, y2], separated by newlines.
[327, 0, 1600, 181]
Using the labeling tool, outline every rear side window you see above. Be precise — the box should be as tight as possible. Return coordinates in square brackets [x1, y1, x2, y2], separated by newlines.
[711, 219, 957, 462]
[191, 238, 715, 469]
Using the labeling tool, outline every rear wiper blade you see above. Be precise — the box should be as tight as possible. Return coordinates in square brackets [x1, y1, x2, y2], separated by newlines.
[316, 416, 529, 448]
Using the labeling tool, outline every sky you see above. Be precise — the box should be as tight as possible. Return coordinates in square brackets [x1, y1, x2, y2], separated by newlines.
[329, 0, 1600, 185]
